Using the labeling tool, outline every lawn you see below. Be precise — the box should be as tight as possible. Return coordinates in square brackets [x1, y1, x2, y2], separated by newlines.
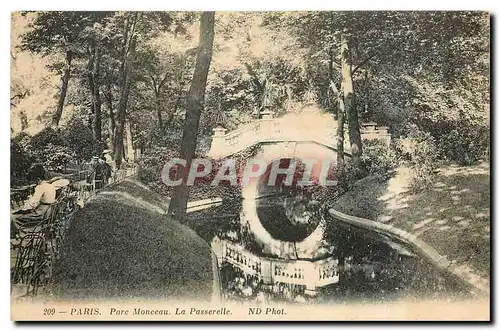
[332, 162, 490, 281]
[49, 178, 215, 301]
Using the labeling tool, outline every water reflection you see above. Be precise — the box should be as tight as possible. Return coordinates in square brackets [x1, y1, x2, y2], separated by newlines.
[187, 198, 473, 304]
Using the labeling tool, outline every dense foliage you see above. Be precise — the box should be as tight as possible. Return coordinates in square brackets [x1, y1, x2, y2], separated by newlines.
[12, 11, 489, 198]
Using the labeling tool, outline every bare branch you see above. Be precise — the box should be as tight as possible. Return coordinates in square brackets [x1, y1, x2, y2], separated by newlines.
[352, 52, 377, 75]
[158, 72, 169, 90]
[148, 75, 158, 93]
[10, 91, 28, 101]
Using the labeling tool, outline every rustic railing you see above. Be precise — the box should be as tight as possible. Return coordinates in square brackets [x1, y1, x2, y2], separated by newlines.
[10, 169, 92, 209]
[10, 165, 138, 298]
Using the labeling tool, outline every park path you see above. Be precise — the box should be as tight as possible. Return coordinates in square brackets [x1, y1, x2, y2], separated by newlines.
[48, 178, 220, 302]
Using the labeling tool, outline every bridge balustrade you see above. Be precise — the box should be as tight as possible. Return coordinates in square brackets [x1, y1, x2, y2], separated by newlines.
[215, 238, 340, 293]
[273, 260, 308, 286]
[315, 256, 340, 287]
[209, 117, 390, 158]
[223, 241, 261, 276]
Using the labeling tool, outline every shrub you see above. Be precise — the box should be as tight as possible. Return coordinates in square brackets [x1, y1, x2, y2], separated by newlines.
[335, 139, 397, 195]
[40, 143, 74, 172]
[62, 117, 104, 163]
[20, 127, 77, 173]
[360, 139, 397, 178]
[337, 160, 364, 192]
[11, 139, 32, 186]
[404, 75, 489, 166]
[396, 130, 441, 191]
[30, 127, 65, 150]
[137, 143, 180, 196]
[438, 124, 489, 166]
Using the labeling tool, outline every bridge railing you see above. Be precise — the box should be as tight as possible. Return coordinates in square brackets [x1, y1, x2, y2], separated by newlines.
[272, 260, 309, 286]
[315, 256, 340, 287]
[210, 119, 339, 157]
[209, 117, 391, 158]
[214, 238, 339, 290]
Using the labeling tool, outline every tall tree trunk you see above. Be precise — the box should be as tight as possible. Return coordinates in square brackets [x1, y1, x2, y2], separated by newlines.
[105, 82, 115, 151]
[336, 91, 346, 176]
[341, 35, 362, 167]
[156, 93, 163, 132]
[88, 43, 102, 141]
[52, 50, 72, 126]
[92, 45, 102, 142]
[363, 70, 370, 119]
[114, 73, 130, 169]
[244, 62, 266, 118]
[87, 49, 95, 125]
[125, 119, 134, 162]
[329, 47, 345, 175]
[167, 12, 215, 221]
[113, 13, 138, 169]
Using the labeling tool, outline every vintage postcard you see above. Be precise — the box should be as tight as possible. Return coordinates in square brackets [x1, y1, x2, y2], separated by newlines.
[10, 11, 490, 321]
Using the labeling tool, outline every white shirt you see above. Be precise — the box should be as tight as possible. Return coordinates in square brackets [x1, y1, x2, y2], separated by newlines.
[25, 181, 56, 209]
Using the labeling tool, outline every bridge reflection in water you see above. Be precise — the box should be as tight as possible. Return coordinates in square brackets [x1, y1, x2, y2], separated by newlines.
[194, 198, 474, 304]
[198, 108, 473, 304]
[212, 237, 339, 297]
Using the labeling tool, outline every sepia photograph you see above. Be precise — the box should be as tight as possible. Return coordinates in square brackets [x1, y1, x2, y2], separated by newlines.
[9, 10, 490, 321]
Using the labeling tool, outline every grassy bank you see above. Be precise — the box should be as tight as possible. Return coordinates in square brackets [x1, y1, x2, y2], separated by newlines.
[49, 178, 214, 301]
[332, 163, 490, 281]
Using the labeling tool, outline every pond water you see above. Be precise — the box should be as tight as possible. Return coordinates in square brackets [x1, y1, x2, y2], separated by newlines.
[187, 197, 475, 305]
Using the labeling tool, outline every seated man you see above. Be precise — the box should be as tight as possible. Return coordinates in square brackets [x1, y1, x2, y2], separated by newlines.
[11, 164, 57, 232]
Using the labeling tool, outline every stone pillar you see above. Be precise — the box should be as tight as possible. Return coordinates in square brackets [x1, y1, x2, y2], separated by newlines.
[209, 125, 228, 157]
[260, 109, 273, 120]
[378, 126, 391, 146]
[362, 122, 377, 132]
[303, 261, 317, 296]
[211, 236, 224, 266]
[260, 259, 273, 285]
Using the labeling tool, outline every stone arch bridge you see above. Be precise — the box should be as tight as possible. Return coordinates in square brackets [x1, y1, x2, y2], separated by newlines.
[207, 106, 390, 160]
[207, 106, 391, 290]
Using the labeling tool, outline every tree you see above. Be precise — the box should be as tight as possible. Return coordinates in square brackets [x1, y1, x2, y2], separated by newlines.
[19, 12, 106, 127]
[110, 12, 180, 168]
[135, 43, 191, 133]
[340, 34, 363, 168]
[199, 12, 309, 131]
[112, 12, 139, 168]
[264, 12, 361, 168]
[270, 11, 489, 172]
[82, 16, 115, 142]
[167, 12, 215, 221]
[13, 11, 489, 181]
[102, 57, 117, 150]
[328, 46, 346, 174]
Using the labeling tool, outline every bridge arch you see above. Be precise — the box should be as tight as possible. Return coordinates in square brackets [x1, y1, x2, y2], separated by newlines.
[207, 106, 391, 260]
